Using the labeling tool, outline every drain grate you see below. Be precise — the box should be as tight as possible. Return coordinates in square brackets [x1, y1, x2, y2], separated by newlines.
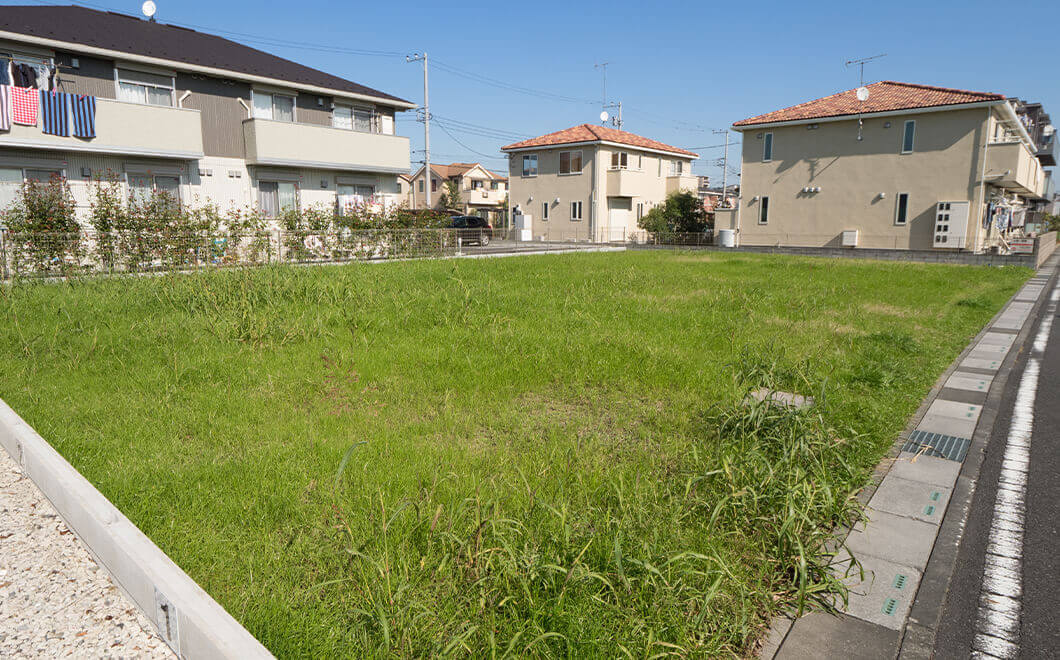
[882, 598, 899, 616]
[893, 574, 908, 590]
[924, 505, 936, 516]
[902, 430, 971, 462]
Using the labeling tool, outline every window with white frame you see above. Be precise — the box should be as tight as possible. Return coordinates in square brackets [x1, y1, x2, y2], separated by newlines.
[902, 120, 916, 153]
[758, 196, 769, 224]
[337, 184, 375, 215]
[668, 160, 685, 176]
[0, 168, 22, 210]
[117, 69, 174, 106]
[490, 181, 499, 190]
[471, 180, 484, 190]
[895, 192, 909, 225]
[259, 181, 297, 217]
[253, 91, 295, 122]
[332, 105, 353, 130]
[636, 202, 644, 220]
[559, 150, 583, 175]
[418, 179, 424, 193]
[128, 173, 180, 207]
[763, 132, 773, 161]
[637, 154, 643, 170]
[542, 201, 549, 220]
[522, 155, 538, 177]
[570, 200, 583, 221]
[610, 152, 629, 169]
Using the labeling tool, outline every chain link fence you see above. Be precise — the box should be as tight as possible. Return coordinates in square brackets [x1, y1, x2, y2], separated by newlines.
[0, 228, 716, 281]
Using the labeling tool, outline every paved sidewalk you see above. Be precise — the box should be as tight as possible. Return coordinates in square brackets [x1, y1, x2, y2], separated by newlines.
[0, 448, 172, 658]
[760, 256, 1058, 659]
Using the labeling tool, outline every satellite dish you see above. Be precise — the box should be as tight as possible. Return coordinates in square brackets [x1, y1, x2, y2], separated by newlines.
[599, 110, 609, 122]
[856, 86, 870, 102]
[142, 1, 157, 18]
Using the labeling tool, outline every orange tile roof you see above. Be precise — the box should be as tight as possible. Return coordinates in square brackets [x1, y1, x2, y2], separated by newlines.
[732, 81, 1005, 127]
[501, 124, 697, 157]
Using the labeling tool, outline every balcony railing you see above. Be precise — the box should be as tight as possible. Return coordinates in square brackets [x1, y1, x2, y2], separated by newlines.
[0, 98, 204, 160]
[242, 118, 409, 174]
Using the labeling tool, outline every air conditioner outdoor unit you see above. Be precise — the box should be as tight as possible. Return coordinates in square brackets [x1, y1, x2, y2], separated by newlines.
[842, 230, 859, 247]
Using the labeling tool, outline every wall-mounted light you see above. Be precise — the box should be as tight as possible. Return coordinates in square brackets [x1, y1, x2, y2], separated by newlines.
[554, 197, 560, 204]
[751, 195, 760, 202]
[528, 195, 533, 201]
[877, 192, 887, 199]
[81, 167, 92, 178]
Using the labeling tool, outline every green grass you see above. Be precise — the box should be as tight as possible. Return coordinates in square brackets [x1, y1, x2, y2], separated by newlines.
[0, 251, 1028, 657]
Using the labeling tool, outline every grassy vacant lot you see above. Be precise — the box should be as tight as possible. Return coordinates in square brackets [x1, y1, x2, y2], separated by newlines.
[0, 252, 1027, 657]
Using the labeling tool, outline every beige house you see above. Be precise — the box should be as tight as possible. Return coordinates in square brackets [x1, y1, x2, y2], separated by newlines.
[407, 162, 508, 221]
[0, 6, 413, 221]
[501, 124, 698, 241]
[726, 81, 1053, 251]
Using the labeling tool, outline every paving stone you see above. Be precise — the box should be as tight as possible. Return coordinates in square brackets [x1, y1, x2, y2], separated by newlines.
[775, 611, 899, 660]
[993, 314, 1029, 331]
[749, 388, 814, 409]
[889, 451, 962, 488]
[945, 372, 993, 392]
[917, 400, 980, 438]
[927, 399, 982, 420]
[960, 356, 1003, 371]
[968, 343, 1009, 358]
[832, 549, 922, 631]
[976, 332, 1016, 348]
[867, 475, 951, 524]
[844, 508, 940, 567]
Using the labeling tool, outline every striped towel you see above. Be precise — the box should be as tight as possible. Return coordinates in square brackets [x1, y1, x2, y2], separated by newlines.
[11, 86, 36, 126]
[0, 85, 11, 131]
[71, 94, 96, 138]
[40, 90, 70, 136]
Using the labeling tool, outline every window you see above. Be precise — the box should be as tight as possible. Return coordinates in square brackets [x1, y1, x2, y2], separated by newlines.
[758, 196, 769, 224]
[332, 105, 353, 130]
[0, 168, 21, 210]
[542, 201, 549, 220]
[490, 181, 499, 190]
[259, 181, 297, 217]
[636, 202, 644, 220]
[610, 152, 629, 169]
[354, 106, 373, 133]
[559, 150, 582, 175]
[127, 174, 180, 207]
[431, 179, 438, 193]
[117, 69, 173, 107]
[638, 155, 643, 170]
[668, 160, 685, 176]
[418, 179, 424, 193]
[253, 91, 295, 122]
[23, 169, 62, 183]
[337, 184, 375, 215]
[472, 180, 484, 190]
[902, 120, 916, 153]
[763, 132, 773, 161]
[570, 201, 583, 221]
[522, 155, 538, 177]
[895, 193, 909, 225]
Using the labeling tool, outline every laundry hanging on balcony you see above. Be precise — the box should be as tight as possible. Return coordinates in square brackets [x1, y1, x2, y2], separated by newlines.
[71, 94, 96, 139]
[0, 86, 11, 131]
[11, 62, 38, 88]
[10, 86, 37, 126]
[0, 59, 9, 86]
[40, 90, 70, 136]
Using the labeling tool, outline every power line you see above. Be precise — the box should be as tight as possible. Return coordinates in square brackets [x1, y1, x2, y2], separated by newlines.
[431, 58, 597, 105]
[434, 121, 505, 160]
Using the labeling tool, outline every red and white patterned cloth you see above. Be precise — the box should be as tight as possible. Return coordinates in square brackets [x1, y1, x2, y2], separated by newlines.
[11, 86, 37, 126]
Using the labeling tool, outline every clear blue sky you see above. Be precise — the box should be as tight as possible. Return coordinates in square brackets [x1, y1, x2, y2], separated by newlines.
[7, 0, 1059, 184]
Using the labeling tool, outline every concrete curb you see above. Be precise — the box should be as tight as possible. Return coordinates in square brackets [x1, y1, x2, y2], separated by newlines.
[0, 399, 273, 659]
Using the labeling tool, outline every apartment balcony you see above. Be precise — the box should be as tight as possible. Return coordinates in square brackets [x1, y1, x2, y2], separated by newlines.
[1036, 131, 1057, 167]
[0, 98, 203, 160]
[463, 188, 507, 206]
[985, 141, 1047, 198]
[242, 118, 409, 174]
[605, 168, 648, 197]
[665, 174, 699, 195]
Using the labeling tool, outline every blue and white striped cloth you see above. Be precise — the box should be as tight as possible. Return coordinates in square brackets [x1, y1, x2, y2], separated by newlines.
[71, 94, 96, 138]
[40, 89, 70, 137]
[0, 85, 11, 131]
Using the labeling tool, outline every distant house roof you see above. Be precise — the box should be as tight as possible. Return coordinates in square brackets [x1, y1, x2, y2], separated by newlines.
[0, 5, 411, 106]
[732, 81, 1005, 128]
[418, 162, 503, 179]
[488, 171, 508, 181]
[501, 124, 698, 157]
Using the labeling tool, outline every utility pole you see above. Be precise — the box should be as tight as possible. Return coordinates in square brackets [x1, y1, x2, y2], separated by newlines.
[407, 52, 431, 208]
[713, 128, 730, 203]
[603, 101, 623, 130]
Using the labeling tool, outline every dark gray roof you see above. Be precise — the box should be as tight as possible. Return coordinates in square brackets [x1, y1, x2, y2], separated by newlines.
[0, 5, 411, 105]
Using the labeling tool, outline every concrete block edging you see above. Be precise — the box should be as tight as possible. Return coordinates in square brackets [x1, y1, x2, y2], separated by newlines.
[0, 399, 273, 660]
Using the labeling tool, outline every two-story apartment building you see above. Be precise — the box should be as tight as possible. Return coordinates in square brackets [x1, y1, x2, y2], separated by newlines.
[726, 81, 1052, 251]
[0, 6, 413, 221]
[406, 162, 508, 221]
[501, 124, 698, 241]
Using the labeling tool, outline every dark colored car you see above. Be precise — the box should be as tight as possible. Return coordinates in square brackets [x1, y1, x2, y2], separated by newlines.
[450, 215, 493, 246]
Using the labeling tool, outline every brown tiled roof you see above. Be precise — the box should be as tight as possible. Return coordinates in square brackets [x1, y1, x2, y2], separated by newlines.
[0, 5, 410, 104]
[501, 124, 697, 157]
[732, 81, 1004, 127]
[488, 171, 508, 181]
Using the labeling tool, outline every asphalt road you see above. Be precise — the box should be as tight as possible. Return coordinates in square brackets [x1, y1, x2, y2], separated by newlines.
[933, 282, 1060, 659]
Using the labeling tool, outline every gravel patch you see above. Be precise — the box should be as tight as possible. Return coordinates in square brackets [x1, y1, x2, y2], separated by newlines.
[0, 448, 173, 658]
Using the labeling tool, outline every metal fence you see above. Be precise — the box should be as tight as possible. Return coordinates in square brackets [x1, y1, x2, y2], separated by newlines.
[0, 228, 715, 281]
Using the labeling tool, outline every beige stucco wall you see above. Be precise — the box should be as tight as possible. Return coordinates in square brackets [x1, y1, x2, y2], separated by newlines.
[735, 107, 993, 250]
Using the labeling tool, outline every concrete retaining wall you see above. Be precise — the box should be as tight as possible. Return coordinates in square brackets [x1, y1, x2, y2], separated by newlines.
[0, 398, 273, 659]
[1035, 231, 1057, 268]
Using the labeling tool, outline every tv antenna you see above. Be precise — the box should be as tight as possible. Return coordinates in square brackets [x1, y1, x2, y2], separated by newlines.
[845, 54, 885, 141]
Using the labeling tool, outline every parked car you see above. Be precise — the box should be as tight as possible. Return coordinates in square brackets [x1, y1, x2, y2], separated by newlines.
[450, 216, 493, 246]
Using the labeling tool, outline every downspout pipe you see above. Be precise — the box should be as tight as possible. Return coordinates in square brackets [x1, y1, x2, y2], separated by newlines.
[973, 107, 991, 253]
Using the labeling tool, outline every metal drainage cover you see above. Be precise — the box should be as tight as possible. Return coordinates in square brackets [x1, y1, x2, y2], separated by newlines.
[902, 430, 971, 462]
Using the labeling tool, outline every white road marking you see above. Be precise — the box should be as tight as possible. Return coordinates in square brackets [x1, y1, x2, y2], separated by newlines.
[972, 284, 1058, 658]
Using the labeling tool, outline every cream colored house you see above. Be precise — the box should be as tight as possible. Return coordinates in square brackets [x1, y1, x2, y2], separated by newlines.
[0, 6, 413, 222]
[501, 124, 698, 241]
[407, 162, 508, 221]
[726, 81, 1052, 251]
